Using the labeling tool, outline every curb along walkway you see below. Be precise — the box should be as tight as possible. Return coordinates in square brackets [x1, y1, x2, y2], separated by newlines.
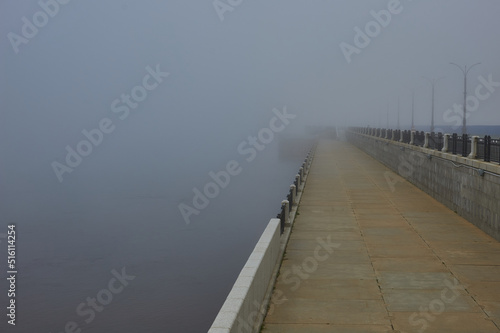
[262, 139, 500, 333]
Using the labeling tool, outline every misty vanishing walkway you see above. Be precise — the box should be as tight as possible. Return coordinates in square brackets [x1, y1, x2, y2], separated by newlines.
[262, 139, 500, 333]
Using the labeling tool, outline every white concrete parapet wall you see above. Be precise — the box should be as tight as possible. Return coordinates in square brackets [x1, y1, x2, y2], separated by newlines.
[208, 219, 281, 333]
[208, 146, 315, 333]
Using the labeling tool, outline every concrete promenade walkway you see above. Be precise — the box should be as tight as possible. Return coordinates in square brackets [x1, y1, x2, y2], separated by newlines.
[262, 139, 500, 332]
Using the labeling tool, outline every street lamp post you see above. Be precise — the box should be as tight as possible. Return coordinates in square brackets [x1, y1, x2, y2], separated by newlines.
[397, 96, 400, 130]
[411, 91, 415, 131]
[449, 62, 481, 134]
[422, 76, 444, 133]
[386, 103, 389, 129]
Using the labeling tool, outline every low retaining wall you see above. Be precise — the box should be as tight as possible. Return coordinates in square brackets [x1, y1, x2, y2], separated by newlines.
[208, 218, 281, 333]
[208, 148, 315, 333]
[347, 131, 500, 242]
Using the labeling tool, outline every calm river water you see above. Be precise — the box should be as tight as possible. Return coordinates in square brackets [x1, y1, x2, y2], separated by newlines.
[1, 138, 307, 333]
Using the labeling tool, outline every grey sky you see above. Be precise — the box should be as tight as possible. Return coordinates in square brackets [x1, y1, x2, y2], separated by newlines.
[2, 1, 500, 141]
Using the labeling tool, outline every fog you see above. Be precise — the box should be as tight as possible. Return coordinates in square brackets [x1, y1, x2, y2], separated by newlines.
[1, 1, 500, 332]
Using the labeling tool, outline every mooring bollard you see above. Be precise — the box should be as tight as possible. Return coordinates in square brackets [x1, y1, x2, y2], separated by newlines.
[281, 200, 289, 225]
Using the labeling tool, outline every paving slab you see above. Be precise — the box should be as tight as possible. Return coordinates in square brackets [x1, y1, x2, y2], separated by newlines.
[281, 278, 382, 300]
[261, 324, 392, 333]
[261, 139, 500, 332]
[367, 244, 437, 259]
[377, 271, 457, 290]
[383, 289, 481, 312]
[464, 282, 500, 301]
[265, 299, 390, 325]
[372, 258, 447, 275]
[285, 250, 371, 264]
[450, 265, 500, 283]
[391, 311, 499, 332]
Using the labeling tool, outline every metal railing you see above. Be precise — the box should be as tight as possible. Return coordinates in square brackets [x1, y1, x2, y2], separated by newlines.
[478, 136, 500, 162]
[413, 131, 425, 146]
[427, 132, 443, 151]
[348, 127, 500, 164]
